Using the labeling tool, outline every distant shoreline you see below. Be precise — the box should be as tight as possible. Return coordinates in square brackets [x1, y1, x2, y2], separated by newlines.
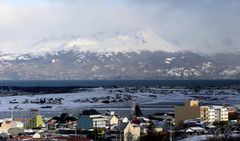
[0, 79, 239, 87]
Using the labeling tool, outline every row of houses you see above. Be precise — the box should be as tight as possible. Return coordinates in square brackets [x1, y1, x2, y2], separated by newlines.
[0, 99, 238, 140]
[74, 109, 140, 141]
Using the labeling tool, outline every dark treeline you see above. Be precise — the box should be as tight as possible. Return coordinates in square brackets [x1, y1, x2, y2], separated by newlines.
[0, 86, 85, 94]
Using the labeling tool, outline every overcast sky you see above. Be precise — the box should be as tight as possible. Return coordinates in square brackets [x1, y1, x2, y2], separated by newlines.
[0, 0, 240, 54]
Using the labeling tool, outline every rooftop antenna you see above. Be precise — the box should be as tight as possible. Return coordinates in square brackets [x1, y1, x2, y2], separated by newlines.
[0, 81, 3, 105]
[11, 109, 14, 120]
[131, 101, 136, 116]
[1, 80, 3, 94]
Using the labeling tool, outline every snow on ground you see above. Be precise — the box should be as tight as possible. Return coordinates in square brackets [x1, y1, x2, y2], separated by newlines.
[0, 88, 239, 112]
[136, 91, 192, 104]
[0, 90, 111, 111]
[180, 134, 240, 141]
[179, 135, 211, 141]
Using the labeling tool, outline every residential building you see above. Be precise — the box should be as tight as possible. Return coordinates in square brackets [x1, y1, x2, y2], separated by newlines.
[14, 118, 32, 124]
[227, 106, 238, 120]
[0, 118, 24, 134]
[77, 109, 107, 129]
[175, 100, 229, 125]
[227, 106, 237, 114]
[111, 122, 140, 141]
[32, 132, 42, 139]
[47, 113, 77, 130]
[10, 121, 24, 129]
[185, 127, 205, 135]
[211, 106, 228, 122]
[106, 115, 119, 126]
[175, 99, 201, 125]
[0, 118, 12, 131]
[200, 106, 209, 122]
[200, 105, 228, 122]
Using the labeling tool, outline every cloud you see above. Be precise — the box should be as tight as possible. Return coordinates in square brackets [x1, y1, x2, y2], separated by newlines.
[0, 0, 240, 54]
[129, 0, 240, 53]
[0, 0, 146, 39]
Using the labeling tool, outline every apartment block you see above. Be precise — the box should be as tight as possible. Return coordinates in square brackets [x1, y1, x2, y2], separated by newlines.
[175, 100, 201, 125]
[175, 100, 229, 125]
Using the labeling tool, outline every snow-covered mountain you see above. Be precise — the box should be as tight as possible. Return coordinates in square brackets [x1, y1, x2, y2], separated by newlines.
[0, 30, 178, 55]
[0, 31, 239, 80]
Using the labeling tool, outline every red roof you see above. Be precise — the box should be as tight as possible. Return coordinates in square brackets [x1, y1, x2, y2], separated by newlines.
[53, 136, 90, 141]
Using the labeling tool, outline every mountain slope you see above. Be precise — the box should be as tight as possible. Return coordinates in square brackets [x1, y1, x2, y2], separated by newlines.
[0, 50, 239, 80]
[0, 31, 239, 80]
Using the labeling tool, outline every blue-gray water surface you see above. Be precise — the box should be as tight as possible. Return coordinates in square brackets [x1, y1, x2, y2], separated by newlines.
[0, 79, 239, 87]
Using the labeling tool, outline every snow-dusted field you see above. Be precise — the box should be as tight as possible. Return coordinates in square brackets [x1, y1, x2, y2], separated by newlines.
[0, 87, 239, 112]
[180, 134, 240, 141]
[179, 135, 210, 141]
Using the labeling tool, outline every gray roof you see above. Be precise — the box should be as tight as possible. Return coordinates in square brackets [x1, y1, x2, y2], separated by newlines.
[112, 122, 129, 131]
[81, 109, 101, 115]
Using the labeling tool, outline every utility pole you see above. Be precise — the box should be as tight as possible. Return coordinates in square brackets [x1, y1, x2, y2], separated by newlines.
[170, 126, 172, 141]
[120, 131, 122, 141]
[11, 109, 14, 120]
[75, 127, 77, 137]
[169, 120, 173, 141]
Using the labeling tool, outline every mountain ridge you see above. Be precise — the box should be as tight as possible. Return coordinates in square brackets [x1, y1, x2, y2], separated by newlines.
[0, 50, 239, 80]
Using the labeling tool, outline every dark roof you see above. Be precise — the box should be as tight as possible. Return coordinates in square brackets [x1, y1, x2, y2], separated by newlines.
[112, 122, 129, 131]
[50, 113, 77, 123]
[81, 109, 101, 115]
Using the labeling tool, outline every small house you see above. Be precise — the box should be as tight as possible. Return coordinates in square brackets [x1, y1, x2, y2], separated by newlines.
[111, 122, 140, 141]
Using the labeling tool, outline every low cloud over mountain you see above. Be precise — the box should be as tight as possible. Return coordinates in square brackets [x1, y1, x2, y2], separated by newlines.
[0, 31, 239, 80]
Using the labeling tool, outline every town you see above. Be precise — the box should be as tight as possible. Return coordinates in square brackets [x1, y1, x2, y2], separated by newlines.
[1, 0, 240, 140]
[0, 99, 238, 141]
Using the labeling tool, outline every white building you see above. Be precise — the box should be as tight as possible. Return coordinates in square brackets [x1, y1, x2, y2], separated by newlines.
[201, 105, 228, 123]
[77, 109, 108, 129]
[10, 121, 24, 129]
[209, 106, 228, 122]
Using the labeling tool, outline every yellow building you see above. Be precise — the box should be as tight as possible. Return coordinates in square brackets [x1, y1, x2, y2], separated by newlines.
[200, 106, 209, 121]
[108, 115, 119, 126]
[26, 115, 44, 129]
[105, 111, 119, 126]
[175, 100, 201, 125]
[112, 122, 140, 141]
